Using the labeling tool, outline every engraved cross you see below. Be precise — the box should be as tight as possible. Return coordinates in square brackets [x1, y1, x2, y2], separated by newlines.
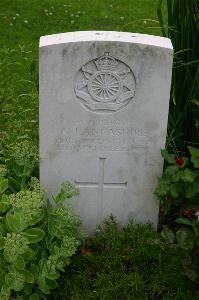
[75, 157, 127, 218]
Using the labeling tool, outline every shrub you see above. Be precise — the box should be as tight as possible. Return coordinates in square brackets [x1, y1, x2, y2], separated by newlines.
[0, 173, 82, 300]
[155, 147, 199, 223]
[155, 147, 199, 287]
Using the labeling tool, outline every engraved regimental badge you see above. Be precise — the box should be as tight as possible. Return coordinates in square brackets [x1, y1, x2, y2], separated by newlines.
[75, 52, 136, 112]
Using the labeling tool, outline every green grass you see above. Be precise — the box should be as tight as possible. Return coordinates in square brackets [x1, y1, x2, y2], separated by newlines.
[0, 0, 165, 150]
[0, 0, 163, 49]
[49, 217, 198, 300]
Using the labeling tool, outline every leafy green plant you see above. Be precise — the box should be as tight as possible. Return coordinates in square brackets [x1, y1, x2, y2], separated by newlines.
[0, 176, 82, 300]
[156, 147, 199, 286]
[2, 140, 39, 192]
[157, 0, 199, 148]
[161, 217, 199, 285]
[155, 147, 199, 219]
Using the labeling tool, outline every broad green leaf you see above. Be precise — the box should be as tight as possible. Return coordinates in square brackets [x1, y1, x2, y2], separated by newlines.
[176, 227, 194, 250]
[48, 217, 63, 239]
[29, 209, 44, 227]
[176, 217, 198, 227]
[164, 165, 179, 177]
[23, 248, 36, 262]
[0, 178, 8, 195]
[190, 157, 199, 168]
[0, 257, 7, 272]
[45, 235, 54, 251]
[28, 293, 39, 300]
[0, 194, 10, 214]
[155, 179, 170, 197]
[161, 149, 175, 164]
[23, 271, 35, 284]
[0, 235, 5, 250]
[13, 163, 24, 177]
[56, 259, 65, 272]
[0, 223, 7, 236]
[5, 272, 25, 292]
[38, 258, 47, 271]
[45, 271, 59, 281]
[22, 164, 34, 178]
[188, 146, 199, 168]
[180, 169, 197, 183]
[161, 226, 175, 243]
[38, 276, 50, 294]
[55, 191, 66, 205]
[1, 284, 11, 297]
[23, 228, 45, 244]
[171, 171, 182, 182]
[23, 283, 32, 296]
[13, 161, 34, 179]
[30, 264, 39, 279]
[0, 272, 6, 289]
[169, 183, 181, 198]
[183, 268, 198, 282]
[50, 241, 60, 255]
[185, 181, 199, 198]
[6, 212, 28, 233]
[45, 278, 58, 289]
[14, 256, 25, 271]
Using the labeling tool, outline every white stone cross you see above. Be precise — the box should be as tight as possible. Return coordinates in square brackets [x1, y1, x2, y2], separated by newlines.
[75, 157, 127, 218]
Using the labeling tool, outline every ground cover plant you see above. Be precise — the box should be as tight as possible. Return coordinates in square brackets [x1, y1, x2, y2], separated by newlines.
[0, 168, 82, 299]
[49, 217, 198, 300]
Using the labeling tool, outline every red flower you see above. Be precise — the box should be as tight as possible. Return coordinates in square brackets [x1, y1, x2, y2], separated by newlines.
[175, 156, 184, 166]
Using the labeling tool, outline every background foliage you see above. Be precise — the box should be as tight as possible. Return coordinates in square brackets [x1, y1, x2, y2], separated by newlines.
[158, 0, 199, 150]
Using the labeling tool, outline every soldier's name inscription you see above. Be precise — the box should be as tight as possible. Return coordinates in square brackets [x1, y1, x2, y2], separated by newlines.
[55, 119, 148, 151]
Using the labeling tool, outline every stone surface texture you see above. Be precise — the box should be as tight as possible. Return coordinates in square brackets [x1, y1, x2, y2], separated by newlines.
[39, 31, 173, 232]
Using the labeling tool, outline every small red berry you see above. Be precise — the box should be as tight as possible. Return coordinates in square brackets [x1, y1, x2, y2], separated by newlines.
[183, 208, 192, 218]
[80, 245, 91, 255]
[175, 156, 184, 166]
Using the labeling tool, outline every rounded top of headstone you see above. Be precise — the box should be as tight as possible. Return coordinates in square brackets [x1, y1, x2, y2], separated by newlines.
[39, 31, 173, 50]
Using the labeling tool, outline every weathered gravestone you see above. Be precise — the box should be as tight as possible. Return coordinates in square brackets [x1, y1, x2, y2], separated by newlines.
[39, 31, 173, 232]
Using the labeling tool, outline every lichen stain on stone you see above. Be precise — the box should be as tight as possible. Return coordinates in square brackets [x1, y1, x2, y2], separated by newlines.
[46, 147, 58, 161]
[39, 46, 51, 57]
[62, 48, 68, 57]
[145, 120, 159, 132]
[62, 44, 81, 57]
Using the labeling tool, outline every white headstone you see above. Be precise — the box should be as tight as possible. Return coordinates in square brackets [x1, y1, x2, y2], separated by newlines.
[39, 31, 173, 232]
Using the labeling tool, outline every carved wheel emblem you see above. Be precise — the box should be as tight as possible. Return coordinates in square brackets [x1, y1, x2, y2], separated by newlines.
[75, 52, 136, 112]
